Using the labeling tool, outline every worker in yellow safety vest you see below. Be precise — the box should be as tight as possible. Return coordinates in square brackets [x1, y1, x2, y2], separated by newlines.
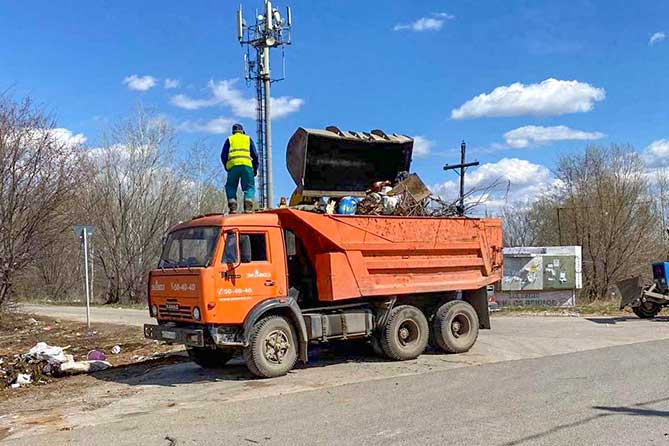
[220, 123, 259, 213]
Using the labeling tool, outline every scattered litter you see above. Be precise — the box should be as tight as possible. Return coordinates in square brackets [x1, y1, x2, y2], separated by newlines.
[87, 350, 107, 361]
[59, 360, 111, 375]
[14, 373, 32, 386]
[111, 345, 122, 355]
[27, 318, 39, 325]
[10, 383, 19, 389]
[164, 435, 178, 446]
[27, 342, 68, 363]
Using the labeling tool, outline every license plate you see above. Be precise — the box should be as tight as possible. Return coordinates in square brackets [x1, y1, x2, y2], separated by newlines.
[166, 304, 179, 311]
[161, 330, 177, 340]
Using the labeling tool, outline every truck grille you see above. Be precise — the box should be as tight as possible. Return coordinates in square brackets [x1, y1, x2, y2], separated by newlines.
[159, 299, 192, 319]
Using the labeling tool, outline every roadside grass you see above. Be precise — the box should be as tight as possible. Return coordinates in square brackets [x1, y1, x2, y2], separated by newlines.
[496, 301, 633, 317]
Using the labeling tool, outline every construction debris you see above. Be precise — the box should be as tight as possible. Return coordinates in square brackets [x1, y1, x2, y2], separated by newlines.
[355, 173, 461, 217]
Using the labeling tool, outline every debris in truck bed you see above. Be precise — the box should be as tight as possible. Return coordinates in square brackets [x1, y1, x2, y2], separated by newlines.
[355, 173, 461, 217]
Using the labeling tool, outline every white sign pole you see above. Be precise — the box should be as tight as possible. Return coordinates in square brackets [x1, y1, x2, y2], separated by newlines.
[82, 227, 91, 329]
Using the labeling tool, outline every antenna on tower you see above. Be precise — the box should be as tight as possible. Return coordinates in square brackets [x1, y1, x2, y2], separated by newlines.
[237, 1, 293, 209]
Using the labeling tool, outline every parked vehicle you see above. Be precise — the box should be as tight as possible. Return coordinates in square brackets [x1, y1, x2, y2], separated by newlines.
[144, 209, 503, 377]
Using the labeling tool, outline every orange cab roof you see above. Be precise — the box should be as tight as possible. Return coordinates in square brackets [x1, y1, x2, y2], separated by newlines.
[169, 212, 281, 232]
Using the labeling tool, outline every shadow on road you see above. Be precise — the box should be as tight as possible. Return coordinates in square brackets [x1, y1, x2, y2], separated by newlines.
[91, 340, 387, 386]
[498, 397, 669, 446]
[585, 316, 669, 325]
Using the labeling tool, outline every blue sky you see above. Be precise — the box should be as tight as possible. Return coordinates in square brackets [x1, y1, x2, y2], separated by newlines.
[1, 0, 668, 209]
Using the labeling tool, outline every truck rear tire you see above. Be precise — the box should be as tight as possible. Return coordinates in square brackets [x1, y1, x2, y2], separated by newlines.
[432, 300, 479, 353]
[632, 301, 661, 319]
[243, 315, 298, 378]
[380, 305, 429, 360]
[187, 346, 234, 368]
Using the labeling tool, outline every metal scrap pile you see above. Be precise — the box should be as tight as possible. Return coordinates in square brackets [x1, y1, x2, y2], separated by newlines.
[354, 173, 461, 217]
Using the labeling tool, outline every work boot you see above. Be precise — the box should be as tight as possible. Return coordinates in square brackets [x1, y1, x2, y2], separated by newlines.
[244, 199, 255, 213]
[228, 199, 238, 214]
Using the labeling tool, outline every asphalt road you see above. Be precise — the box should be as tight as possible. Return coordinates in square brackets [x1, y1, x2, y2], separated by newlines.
[19, 303, 152, 327]
[6, 306, 669, 445]
[5, 338, 669, 445]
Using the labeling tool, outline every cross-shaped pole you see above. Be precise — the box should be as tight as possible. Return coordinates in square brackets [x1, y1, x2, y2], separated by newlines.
[443, 141, 479, 216]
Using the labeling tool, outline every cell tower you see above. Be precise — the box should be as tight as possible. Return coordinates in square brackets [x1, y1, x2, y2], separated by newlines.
[237, 1, 292, 209]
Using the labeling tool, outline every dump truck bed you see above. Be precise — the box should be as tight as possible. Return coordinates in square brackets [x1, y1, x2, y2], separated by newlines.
[273, 209, 503, 301]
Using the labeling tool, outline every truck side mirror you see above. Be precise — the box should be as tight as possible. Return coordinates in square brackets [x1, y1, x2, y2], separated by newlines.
[223, 230, 241, 268]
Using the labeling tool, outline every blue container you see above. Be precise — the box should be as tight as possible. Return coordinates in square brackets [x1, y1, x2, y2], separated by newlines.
[652, 261, 669, 291]
[337, 197, 360, 215]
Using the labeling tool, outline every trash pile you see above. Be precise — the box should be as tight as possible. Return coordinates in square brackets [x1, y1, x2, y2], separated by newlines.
[1, 342, 113, 389]
[311, 173, 462, 217]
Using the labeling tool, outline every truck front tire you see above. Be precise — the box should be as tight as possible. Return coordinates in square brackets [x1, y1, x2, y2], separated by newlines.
[432, 300, 479, 353]
[380, 305, 429, 360]
[243, 315, 298, 378]
[187, 346, 234, 368]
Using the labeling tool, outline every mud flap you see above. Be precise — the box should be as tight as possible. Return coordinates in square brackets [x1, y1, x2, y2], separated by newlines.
[463, 287, 491, 329]
[616, 276, 643, 310]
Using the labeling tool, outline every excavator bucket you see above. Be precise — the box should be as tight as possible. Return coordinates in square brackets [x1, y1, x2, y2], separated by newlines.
[286, 127, 413, 201]
[616, 276, 642, 310]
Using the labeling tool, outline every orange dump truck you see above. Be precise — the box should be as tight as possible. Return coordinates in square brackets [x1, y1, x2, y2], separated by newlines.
[144, 209, 503, 377]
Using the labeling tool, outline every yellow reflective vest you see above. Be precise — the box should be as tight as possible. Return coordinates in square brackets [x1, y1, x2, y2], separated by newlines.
[226, 133, 253, 170]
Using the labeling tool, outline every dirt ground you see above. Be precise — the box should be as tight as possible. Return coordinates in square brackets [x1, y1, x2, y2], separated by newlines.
[0, 310, 185, 397]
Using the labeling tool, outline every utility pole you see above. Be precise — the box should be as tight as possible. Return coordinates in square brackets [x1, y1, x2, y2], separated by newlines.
[443, 141, 479, 216]
[73, 225, 96, 330]
[237, 1, 292, 209]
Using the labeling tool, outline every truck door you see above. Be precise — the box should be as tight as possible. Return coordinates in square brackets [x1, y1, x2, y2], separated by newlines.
[214, 227, 287, 324]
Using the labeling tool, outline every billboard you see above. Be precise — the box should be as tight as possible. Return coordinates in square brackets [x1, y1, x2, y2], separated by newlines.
[495, 246, 582, 307]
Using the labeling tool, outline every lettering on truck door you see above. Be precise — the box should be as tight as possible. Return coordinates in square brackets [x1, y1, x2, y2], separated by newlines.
[215, 229, 281, 323]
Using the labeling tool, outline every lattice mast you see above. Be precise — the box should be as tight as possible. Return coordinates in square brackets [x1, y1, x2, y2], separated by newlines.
[237, 1, 292, 208]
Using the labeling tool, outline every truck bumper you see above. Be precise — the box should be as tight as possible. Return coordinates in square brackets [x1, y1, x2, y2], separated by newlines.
[143, 324, 205, 347]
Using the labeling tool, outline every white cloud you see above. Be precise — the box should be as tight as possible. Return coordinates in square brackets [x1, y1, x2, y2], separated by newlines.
[123, 75, 157, 91]
[431, 158, 556, 211]
[164, 78, 180, 89]
[503, 125, 605, 148]
[394, 12, 454, 32]
[451, 78, 606, 120]
[268, 96, 304, 119]
[177, 117, 237, 135]
[24, 128, 86, 148]
[170, 79, 304, 119]
[644, 139, 669, 167]
[49, 128, 87, 147]
[650, 32, 666, 46]
[411, 136, 434, 157]
[170, 94, 218, 110]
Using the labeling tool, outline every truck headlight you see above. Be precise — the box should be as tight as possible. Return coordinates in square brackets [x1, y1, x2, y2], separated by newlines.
[192, 306, 201, 321]
[150, 304, 158, 317]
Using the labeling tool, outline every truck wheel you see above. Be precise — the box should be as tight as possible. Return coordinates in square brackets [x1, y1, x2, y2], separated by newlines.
[243, 315, 298, 378]
[187, 346, 234, 368]
[432, 300, 479, 353]
[632, 301, 661, 319]
[380, 305, 429, 360]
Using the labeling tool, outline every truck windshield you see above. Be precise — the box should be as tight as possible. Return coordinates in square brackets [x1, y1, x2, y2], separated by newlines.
[159, 226, 221, 268]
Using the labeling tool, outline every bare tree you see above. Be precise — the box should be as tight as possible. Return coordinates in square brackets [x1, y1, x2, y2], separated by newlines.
[84, 109, 188, 303]
[183, 140, 227, 215]
[0, 96, 86, 306]
[538, 145, 661, 301]
[501, 201, 540, 247]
